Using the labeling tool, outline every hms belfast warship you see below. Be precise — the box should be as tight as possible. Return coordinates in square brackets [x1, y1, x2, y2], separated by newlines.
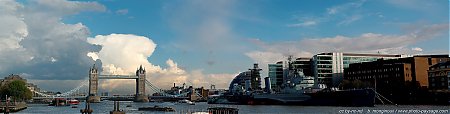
[218, 57, 375, 107]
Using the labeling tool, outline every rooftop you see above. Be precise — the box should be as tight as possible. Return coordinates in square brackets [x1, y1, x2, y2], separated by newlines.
[316, 52, 402, 57]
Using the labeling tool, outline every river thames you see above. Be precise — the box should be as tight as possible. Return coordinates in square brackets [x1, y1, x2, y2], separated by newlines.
[18, 101, 449, 114]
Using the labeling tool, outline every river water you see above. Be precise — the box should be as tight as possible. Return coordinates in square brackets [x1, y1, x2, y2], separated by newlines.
[18, 101, 449, 114]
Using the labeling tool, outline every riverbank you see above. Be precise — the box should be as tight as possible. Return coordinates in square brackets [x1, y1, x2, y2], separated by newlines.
[0, 102, 27, 113]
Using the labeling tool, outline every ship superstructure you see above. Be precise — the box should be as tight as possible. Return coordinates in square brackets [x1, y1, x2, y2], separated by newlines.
[221, 56, 375, 106]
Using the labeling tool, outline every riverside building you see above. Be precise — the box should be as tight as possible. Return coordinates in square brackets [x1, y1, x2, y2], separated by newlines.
[268, 61, 283, 91]
[428, 61, 450, 90]
[268, 57, 314, 92]
[344, 55, 450, 88]
[312, 52, 404, 87]
[0, 74, 41, 96]
[291, 57, 313, 77]
[344, 55, 450, 104]
[229, 64, 263, 92]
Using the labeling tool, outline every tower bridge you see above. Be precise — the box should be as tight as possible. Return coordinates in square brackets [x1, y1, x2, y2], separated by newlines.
[31, 64, 201, 103]
[87, 64, 148, 102]
[98, 75, 138, 79]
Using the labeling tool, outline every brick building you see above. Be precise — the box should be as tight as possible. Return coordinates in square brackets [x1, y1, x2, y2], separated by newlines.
[344, 55, 450, 88]
[428, 61, 450, 90]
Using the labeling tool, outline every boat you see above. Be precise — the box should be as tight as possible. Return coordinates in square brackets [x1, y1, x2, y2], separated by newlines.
[48, 98, 69, 106]
[138, 106, 175, 112]
[207, 95, 235, 104]
[68, 99, 80, 105]
[177, 99, 195, 105]
[220, 56, 376, 106]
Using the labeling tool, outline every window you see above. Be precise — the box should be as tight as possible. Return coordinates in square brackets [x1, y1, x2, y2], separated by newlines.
[428, 58, 432, 65]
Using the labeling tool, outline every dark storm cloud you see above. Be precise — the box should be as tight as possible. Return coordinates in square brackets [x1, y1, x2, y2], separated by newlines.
[0, 0, 105, 80]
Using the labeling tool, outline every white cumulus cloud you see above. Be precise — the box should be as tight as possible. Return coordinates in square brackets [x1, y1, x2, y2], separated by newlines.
[87, 34, 236, 94]
[411, 47, 423, 52]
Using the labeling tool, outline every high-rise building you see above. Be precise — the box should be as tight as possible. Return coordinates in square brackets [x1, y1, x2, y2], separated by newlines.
[312, 52, 404, 87]
[268, 61, 283, 91]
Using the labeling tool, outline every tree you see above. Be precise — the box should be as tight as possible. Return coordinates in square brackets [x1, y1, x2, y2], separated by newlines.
[0, 80, 32, 101]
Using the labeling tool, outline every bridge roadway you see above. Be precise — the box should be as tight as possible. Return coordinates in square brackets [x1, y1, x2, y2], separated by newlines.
[98, 75, 138, 79]
[33, 95, 190, 102]
[32, 95, 136, 99]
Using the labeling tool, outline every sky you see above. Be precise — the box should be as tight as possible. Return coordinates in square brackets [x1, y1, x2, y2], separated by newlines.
[0, 0, 448, 94]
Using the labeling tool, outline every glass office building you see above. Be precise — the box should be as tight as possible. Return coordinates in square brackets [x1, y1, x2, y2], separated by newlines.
[268, 61, 283, 91]
[312, 52, 405, 87]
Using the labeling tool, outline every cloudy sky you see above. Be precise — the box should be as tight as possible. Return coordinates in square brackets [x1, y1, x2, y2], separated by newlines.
[0, 0, 448, 94]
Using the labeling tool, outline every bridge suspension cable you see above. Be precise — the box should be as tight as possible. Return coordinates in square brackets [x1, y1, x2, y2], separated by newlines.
[31, 79, 89, 98]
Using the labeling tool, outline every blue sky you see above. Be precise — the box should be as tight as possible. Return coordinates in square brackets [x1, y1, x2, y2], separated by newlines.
[0, 0, 448, 91]
[62, 0, 448, 74]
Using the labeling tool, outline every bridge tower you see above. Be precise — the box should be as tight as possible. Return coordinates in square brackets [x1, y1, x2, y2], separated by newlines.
[87, 64, 101, 102]
[135, 65, 149, 102]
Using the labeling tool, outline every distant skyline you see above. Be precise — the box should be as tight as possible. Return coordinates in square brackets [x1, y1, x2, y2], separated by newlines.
[0, 0, 448, 93]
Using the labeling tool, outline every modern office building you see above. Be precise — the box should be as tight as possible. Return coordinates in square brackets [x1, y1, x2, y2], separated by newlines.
[268, 61, 283, 91]
[268, 57, 315, 92]
[312, 52, 404, 87]
[229, 71, 251, 91]
[292, 57, 313, 76]
[229, 64, 263, 91]
[428, 61, 450, 90]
